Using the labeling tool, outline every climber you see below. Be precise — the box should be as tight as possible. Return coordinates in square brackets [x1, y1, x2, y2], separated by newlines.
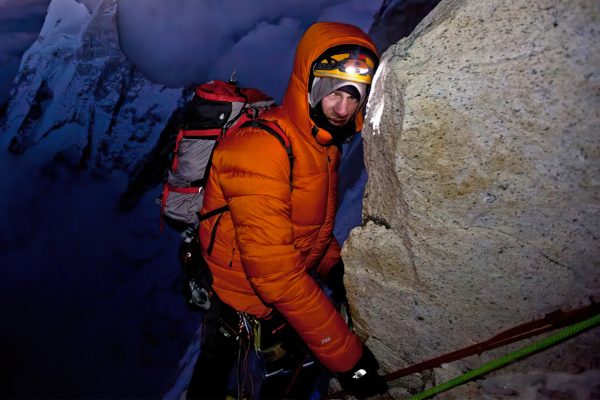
[187, 22, 388, 399]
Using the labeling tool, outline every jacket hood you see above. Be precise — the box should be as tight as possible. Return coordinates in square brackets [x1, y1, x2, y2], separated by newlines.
[281, 22, 379, 145]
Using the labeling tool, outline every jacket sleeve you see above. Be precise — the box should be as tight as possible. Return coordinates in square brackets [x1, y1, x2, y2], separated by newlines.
[215, 128, 362, 372]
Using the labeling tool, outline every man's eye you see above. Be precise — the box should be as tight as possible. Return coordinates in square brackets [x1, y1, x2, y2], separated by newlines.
[327, 91, 358, 102]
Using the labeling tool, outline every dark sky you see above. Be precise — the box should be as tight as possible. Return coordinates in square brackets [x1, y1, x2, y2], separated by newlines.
[0, 0, 52, 104]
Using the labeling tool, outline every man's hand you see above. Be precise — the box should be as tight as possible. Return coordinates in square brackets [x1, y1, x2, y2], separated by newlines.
[337, 345, 388, 398]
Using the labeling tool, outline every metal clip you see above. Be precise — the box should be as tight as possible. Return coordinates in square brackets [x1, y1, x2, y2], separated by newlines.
[188, 280, 211, 311]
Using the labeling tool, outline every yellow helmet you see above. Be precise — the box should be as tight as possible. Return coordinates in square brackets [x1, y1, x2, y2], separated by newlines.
[312, 45, 377, 85]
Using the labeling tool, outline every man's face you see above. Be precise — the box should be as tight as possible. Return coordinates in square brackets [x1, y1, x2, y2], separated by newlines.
[320, 89, 360, 127]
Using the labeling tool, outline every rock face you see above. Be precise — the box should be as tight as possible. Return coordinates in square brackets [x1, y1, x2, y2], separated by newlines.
[344, 0, 600, 397]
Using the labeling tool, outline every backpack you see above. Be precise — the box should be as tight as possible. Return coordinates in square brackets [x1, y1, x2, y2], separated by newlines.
[160, 79, 291, 232]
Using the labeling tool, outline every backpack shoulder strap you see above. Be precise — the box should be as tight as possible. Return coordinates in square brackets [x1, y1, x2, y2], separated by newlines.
[198, 119, 293, 256]
[240, 119, 294, 183]
[198, 119, 293, 215]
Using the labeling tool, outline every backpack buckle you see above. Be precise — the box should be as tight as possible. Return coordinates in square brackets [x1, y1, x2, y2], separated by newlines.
[245, 107, 260, 119]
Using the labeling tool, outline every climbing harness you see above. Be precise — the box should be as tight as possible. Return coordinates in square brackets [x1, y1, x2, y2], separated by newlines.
[186, 258, 342, 399]
[220, 308, 322, 399]
[329, 303, 599, 399]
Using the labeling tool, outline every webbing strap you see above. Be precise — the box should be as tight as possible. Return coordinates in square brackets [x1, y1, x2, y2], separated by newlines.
[197, 205, 229, 256]
[240, 120, 294, 185]
[198, 205, 229, 222]
[196, 120, 291, 259]
[180, 128, 221, 138]
[166, 184, 203, 194]
[206, 212, 224, 256]
[409, 312, 600, 400]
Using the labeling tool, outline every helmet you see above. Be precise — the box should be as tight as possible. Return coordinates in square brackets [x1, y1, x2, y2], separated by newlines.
[311, 45, 377, 85]
[308, 44, 378, 139]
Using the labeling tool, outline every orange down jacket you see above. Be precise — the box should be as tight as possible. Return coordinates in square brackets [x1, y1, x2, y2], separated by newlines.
[199, 22, 378, 373]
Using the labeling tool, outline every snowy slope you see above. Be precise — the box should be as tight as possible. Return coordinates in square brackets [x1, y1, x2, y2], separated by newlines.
[0, 0, 195, 397]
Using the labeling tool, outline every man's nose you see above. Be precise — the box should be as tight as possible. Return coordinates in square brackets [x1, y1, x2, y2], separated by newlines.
[334, 98, 349, 117]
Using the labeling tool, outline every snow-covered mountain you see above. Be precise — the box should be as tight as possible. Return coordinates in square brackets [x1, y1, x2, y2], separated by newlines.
[2, 0, 184, 175]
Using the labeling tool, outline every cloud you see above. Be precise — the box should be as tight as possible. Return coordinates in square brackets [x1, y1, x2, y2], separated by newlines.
[317, 0, 384, 34]
[77, 0, 102, 12]
[0, 59, 19, 103]
[0, 0, 52, 58]
[116, 0, 383, 99]
[0, 31, 39, 61]
[210, 18, 303, 100]
[0, 0, 50, 19]
[0, 0, 384, 103]
[117, 1, 233, 87]
[0, 0, 51, 103]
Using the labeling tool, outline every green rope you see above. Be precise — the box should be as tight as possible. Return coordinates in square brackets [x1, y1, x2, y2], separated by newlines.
[408, 313, 600, 400]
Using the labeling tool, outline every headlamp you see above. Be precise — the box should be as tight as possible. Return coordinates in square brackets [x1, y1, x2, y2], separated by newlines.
[312, 47, 376, 85]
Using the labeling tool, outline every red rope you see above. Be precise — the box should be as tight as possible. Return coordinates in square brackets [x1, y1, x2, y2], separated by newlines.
[329, 302, 599, 398]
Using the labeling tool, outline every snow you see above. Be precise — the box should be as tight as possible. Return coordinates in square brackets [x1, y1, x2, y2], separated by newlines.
[162, 324, 203, 399]
[38, 0, 89, 45]
[116, 0, 384, 101]
[0, 0, 195, 396]
[368, 57, 387, 136]
[4, 0, 89, 145]
[3, 0, 184, 174]
[0, 130, 201, 396]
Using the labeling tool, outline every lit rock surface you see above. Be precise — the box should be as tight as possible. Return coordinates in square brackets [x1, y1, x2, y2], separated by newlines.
[344, 0, 600, 397]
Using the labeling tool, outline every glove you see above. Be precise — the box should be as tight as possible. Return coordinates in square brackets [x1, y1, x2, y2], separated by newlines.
[337, 345, 388, 398]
